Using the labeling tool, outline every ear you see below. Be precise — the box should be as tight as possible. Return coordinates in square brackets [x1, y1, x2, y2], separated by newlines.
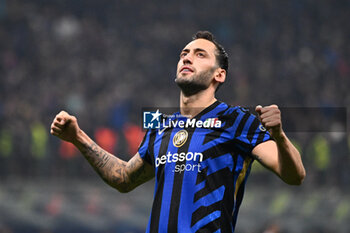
[214, 68, 226, 84]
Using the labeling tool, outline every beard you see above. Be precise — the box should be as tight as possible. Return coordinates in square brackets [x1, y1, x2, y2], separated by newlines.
[175, 67, 216, 97]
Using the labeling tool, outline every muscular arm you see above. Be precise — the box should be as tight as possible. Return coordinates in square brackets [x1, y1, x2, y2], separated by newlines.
[50, 111, 154, 193]
[252, 134, 305, 185]
[253, 105, 306, 185]
[75, 131, 154, 192]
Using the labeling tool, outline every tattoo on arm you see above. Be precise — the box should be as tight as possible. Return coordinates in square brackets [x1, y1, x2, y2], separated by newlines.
[112, 165, 127, 185]
[79, 141, 127, 187]
[125, 154, 154, 190]
[128, 156, 147, 182]
[83, 142, 112, 168]
[78, 141, 153, 192]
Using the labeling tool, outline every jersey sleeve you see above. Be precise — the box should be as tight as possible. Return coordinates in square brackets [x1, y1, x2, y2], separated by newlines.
[137, 129, 153, 166]
[232, 108, 273, 155]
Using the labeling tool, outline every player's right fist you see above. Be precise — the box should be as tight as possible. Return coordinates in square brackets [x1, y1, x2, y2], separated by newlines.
[50, 111, 80, 143]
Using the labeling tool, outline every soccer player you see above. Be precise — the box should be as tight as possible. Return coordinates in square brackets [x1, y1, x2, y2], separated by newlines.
[50, 31, 305, 233]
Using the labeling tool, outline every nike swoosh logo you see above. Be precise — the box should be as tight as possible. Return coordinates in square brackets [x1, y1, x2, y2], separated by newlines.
[158, 126, 168, 135]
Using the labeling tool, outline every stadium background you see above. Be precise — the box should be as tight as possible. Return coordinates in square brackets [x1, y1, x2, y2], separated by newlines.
[0, 0, 349, 232]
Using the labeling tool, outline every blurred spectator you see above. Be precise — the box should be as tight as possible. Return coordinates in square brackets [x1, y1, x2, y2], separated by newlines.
[94, 127, 118, 155]
[0, 0, 347, 186]
[59, 140, 79, 159]
[0, 0, 348, 179]
[0, 128, 12, 158]
[263, 223, 281, 233]
[30, 121, 48, 159]
[123, 123, 144, 156]
[0, 0, 349, 231]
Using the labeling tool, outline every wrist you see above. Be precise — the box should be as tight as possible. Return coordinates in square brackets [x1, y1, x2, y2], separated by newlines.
[271, 130, 286, 143]
[72, 129, 85, 146]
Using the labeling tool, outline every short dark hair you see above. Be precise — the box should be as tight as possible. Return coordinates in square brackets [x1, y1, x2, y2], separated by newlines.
[192, 31, 229, 72]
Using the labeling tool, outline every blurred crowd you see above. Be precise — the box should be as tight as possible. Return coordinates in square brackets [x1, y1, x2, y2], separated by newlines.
[0, 0, 349, 232]
[0, 0, 349, 185]
[0, 0, 349, 181]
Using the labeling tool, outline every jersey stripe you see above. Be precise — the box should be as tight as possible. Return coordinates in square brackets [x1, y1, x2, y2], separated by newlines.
[147, 130, 157, 166]
[194, 216, 221, 233]
[149, 128, 174, 233]
[234, 156, 253, 200]
[167, 128, 196, 233]
[246, 117, 260, 142]
[234, 112, 250, 138]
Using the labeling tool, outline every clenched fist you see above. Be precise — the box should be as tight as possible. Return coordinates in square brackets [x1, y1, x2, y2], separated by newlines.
[50, 111, 81, 144]
[255, 104, 283, 139]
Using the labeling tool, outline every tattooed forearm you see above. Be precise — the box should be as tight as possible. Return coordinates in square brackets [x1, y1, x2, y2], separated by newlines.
[112, 166, 127, 184]
[73, 130, 154, 192]
[128, 156, 146, 183]
[83, 142, 112, 168]
[78, 141, 128, 190]
[125, 155, 155, 190]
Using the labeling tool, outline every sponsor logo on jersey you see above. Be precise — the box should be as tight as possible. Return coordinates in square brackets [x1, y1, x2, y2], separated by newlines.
[155, 151, 203, 173]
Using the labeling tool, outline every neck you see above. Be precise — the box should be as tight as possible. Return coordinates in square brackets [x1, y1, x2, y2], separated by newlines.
[180, 87, 217, 118]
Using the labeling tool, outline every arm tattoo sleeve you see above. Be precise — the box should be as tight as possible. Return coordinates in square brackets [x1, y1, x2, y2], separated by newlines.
[78, 141, 153, 192]
[79, 141, 128, 188]
[127, 155, 149, 184]
[82, 142, 112, 168]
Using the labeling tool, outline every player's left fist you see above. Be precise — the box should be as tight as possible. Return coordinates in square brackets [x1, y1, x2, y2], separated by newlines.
[255, 104, 283, 139]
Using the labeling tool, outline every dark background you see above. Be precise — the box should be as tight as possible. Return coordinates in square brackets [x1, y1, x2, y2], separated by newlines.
[0, 0, 349, 232]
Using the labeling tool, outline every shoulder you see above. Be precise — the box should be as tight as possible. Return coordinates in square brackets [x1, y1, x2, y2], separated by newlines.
[218, 102, 255, 120]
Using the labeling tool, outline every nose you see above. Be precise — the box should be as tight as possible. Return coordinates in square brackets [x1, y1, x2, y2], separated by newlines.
[182, 54, 193, 65]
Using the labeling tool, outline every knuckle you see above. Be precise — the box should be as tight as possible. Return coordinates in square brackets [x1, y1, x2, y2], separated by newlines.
[265, 122, 272, 127]
[59, 110, 69, 117]
[71, 116, 77, 122]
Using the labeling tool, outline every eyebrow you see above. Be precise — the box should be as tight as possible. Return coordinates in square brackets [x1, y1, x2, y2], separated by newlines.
[181, 48, 208, 54]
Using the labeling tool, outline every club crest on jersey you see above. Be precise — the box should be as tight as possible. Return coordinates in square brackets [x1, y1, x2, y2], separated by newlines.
[173, 129, 188, 147]
[259, 125, 267, 132]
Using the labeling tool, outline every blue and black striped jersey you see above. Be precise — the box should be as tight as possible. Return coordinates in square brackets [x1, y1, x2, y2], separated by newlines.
[138, 101, 272, 233]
